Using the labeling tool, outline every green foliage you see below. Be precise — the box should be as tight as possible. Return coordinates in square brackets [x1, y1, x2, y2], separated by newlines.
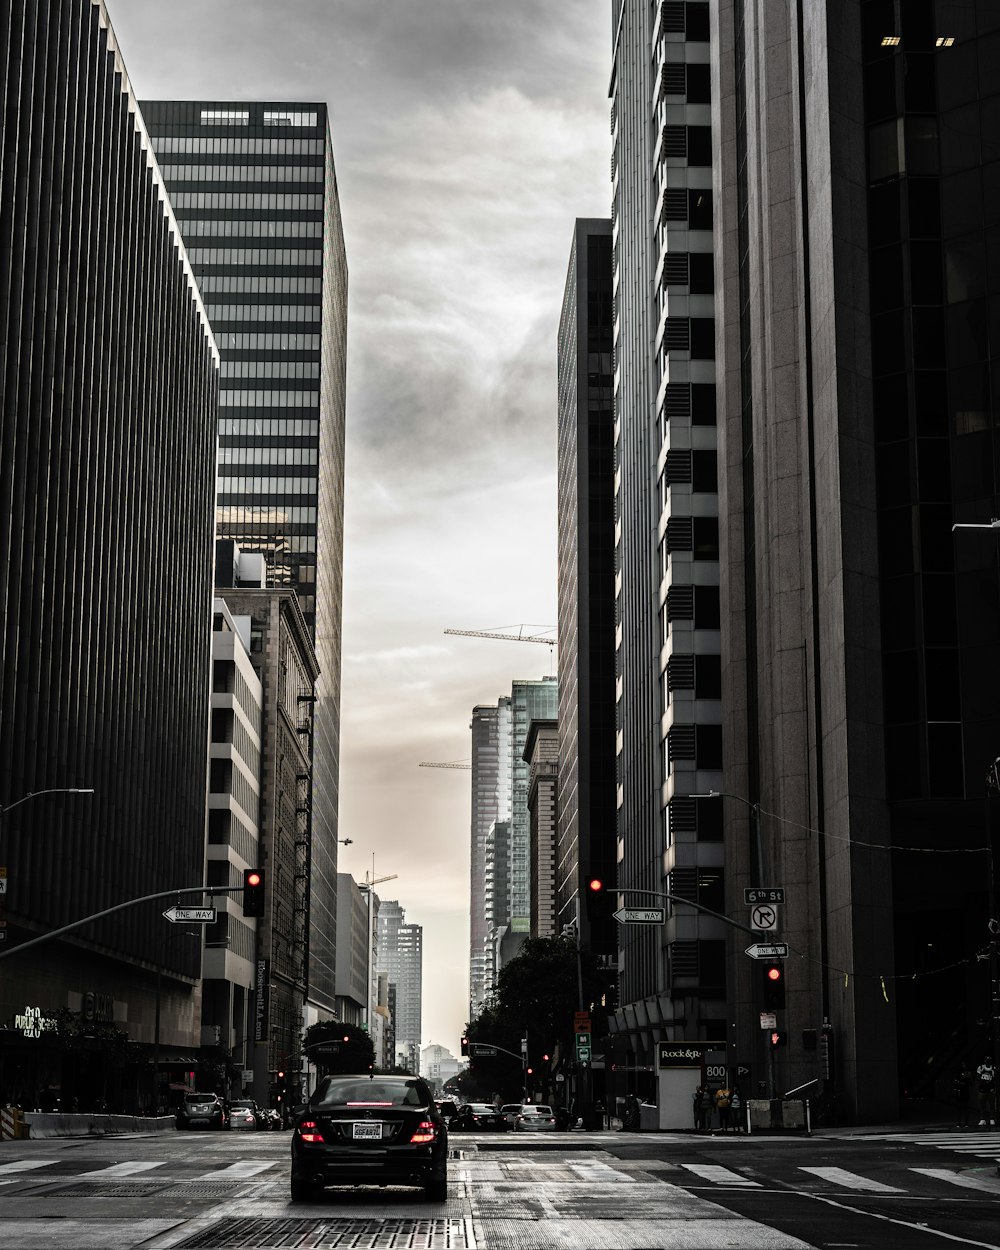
[303, 1021, 375, 1075]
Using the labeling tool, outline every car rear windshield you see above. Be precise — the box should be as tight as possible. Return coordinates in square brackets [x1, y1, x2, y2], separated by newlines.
[523, 1105, 552, 1114]
[313, 1078, 429, 1108]
[185, 1095, 215, 1104]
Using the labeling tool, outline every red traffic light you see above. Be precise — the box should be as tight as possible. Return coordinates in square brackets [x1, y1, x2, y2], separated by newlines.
[242, 868, 266, 917]
[343, 1035, 350, 1043]
[277, 1070, 285, 1079]
[767, 966, 782, 982]
[588, 877, 603, 892]
[246, 871, 261, 888]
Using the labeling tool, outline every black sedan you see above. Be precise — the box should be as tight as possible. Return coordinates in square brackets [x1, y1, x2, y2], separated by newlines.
[452, 1102, 505, 1131]
[290, 1074, 448, 1202]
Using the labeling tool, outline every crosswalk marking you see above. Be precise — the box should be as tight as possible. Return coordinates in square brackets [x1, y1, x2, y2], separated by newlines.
[0, 1160, 57, 1175]
[911, 1167, 1000, 1195]
[78, 1161, 165, 1178]
[199, 1160, 276, 1179]
[681, 1163, 761, 1187]
[799, 1166, 904, 1193]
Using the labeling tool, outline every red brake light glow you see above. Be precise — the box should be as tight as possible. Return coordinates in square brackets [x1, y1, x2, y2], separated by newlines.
[410, 1120, 437, 1143]
[297, 1120, 324, 1143]
[346, 1101, 393, 1107]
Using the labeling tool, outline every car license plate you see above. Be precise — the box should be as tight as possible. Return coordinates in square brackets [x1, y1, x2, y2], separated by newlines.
[352, 1122, 382, 1139]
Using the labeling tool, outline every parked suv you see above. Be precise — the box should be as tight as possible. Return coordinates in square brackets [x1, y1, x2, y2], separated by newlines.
[176, 1092, 228, 1130]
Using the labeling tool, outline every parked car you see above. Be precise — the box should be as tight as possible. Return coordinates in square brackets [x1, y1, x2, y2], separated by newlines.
[501, 1103, 522, 1130]
[452, 1102, 505, 1131]
[513, 1103, 557, 1131]
[290, 1074, 448, 1202]
[435, 1099, 459, 1126]
[176, 1092, 228, 1131]
[228, 1099, 263, 1131]
[264, 1108, 283, 1130]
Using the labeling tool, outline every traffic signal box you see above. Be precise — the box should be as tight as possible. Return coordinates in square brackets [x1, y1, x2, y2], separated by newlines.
[242, 868, 266, 917]
[460, 1036, 469, 1057]
[761, 964, 785, 1011]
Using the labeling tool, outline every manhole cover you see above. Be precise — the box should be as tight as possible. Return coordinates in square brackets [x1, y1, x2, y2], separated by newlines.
[176, 1217, 474, 1248]
[44, 1182, 247, 1200]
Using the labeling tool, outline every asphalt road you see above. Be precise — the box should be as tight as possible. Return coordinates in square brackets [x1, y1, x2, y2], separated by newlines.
[1, 1124, 998, 1248]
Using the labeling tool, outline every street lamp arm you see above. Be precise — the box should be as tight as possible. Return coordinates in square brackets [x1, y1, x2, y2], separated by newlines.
[0, 787, 95, 816]
[0, 883, 242, 962]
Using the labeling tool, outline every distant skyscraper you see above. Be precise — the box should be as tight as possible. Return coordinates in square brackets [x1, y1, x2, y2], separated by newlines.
[509, 678, 559, 934]
[524, 718, 559, 938]
[141, 99, 348, 1017]
[0, 0, 218, 1107]
[468, 699, 511, 1014]
[377, 900, 423, 1064]
[556, 219, 617, 957]
[610, 0, 725, 1071]
[482, 819, 511, 1001]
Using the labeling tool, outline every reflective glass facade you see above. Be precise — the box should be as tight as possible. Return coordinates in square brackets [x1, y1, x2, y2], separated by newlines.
[142, 100, 348, 1013]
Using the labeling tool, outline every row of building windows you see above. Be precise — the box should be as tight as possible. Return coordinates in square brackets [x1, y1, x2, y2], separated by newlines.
[218, 476, 318, 495]
[211, 708, 262, 779]
[189, 248, 321, 266]
[219, 418, 319, 436]
[199, 109, 319, 127]
[209, 758, 259, 824]
[170, 192, 323, 210]
[208, 808, 258, 865]
[161, 163, 323, 183]
[155, 136, 325, 155]
[219, 446, 318, 465]
[217, 504, 317, 525]
[179, 218, 323, 238]
[219, 389, 319, 407]
[211, 659, 262, 731]
[215, 332, 320, 351]
[220, 360, 320, 379]
[204, 911, 256, 961]
[200, 275, 323, 294]
[206, 304, 321, 323]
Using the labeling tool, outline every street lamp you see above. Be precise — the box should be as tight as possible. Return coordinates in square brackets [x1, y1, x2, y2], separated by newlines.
[0, 787, 94, 825]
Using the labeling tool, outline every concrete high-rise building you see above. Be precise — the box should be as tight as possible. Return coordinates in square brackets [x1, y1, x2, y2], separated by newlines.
[334, 874, 370, 1028]
[712, 0, 1000, 1122]
[469, 700, 512, 1014]
[141, 99, 348, 1020]
[377, 900, 423, 1066]
[609, 0, 725, 1091]
[509, 679, 559, 935]
[482, 820, 511, 1001]
[525, 719, 560, 938]
[0, 0, 219, 1110]
[556, 219, 617, 958]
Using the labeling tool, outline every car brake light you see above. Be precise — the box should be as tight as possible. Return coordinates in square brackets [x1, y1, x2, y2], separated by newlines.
[410, 1120, 437, 1143]
[297, 1120, 325, 1143]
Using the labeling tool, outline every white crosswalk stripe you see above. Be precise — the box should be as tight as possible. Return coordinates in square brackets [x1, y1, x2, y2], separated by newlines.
[0, 1159, 58, 1175]
[862, 1131, 1000, 1160]
[911, 1167, 1000, 1195]
[77, 1162, 165, 1178]
[681, 1163, 761, 1187]
[799, 1166, 903, 1192]
[199, 1160, 276, 1179]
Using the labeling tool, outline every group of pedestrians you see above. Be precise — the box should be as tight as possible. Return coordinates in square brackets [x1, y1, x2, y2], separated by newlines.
[953, 1057, 996, 1127]
[693, 1083, 743, 1132]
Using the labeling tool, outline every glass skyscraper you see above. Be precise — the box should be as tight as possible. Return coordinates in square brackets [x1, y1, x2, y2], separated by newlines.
[141, 100, 348, 1016]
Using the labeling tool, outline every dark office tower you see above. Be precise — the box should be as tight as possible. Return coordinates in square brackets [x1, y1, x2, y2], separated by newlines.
[0, 1, 218, 1106]
[141, 100, 348, 1016]
[714, 1, 1000, 1122]
[556, 220, 617, 959]
[610, 0, 725, 1084]
[469, 700, 512, 1015]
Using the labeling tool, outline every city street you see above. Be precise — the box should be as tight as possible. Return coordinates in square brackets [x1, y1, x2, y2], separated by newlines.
[1, 1127, 999, 1249]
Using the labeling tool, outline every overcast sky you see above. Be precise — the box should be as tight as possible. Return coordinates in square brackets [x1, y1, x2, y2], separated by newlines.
[111, 0, 611, 1053]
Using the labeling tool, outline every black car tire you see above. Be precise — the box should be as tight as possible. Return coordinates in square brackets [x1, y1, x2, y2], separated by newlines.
[290, 1178, 323, 1202]
[424, 1172, 448, 1202]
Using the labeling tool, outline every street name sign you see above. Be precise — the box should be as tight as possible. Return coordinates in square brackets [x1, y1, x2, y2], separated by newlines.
[749, 903, 779, 931]
[612, 907, 665, 924]
[744, 888, 785, 904]
[163, 906, 216, 924]
[470, 1044, 497, 1057]
[744, 942, 789, 959]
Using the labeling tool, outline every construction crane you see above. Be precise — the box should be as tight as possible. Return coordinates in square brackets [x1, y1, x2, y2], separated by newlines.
[444, 625, 557, 647]
[419, 761, 472, 770]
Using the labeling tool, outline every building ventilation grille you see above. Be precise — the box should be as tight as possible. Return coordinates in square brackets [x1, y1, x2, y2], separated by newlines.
[671, 940, 699, 977]
[666, 585, 694, 620]
[666, 517, 693, 551]
[662, 64, 687, 96]
[661, 2, 687, 34]
[670, 866, 699, 900]
[667, 655, 695, 690]
[663, 190, 688, 223]
[664, 449, 692, 484]
[668, 724, 696, 760]
[664, 383, 691, 420]
[664, 319, 690, 351]
[610, 101, 618, 133]
[663, 253, 689, 286]
[662, 125, 687, 158]
[670, 795, 697, 832]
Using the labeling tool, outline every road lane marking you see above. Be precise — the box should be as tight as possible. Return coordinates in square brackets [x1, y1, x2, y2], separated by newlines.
[792, 1188, 1000, 1250]
[77, 1162, 165, 1178]
[799, 1166, 904, 1193]
[911, 1168, 1000, 1195]
[0, 1160, 58, 1175]
[681, 1163, 761, 1187]
[197, 1160, 276, 1178]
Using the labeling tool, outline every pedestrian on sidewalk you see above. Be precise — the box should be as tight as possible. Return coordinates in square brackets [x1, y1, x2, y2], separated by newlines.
[975, 1057, 996, 1126]
[953, 1063, 972, 1128]
[715, 1085, 733, 1133]
[730, 1087, 743, 1132]
[693, 1085, 705, 1131]
[697, 1084, 714, 1132]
